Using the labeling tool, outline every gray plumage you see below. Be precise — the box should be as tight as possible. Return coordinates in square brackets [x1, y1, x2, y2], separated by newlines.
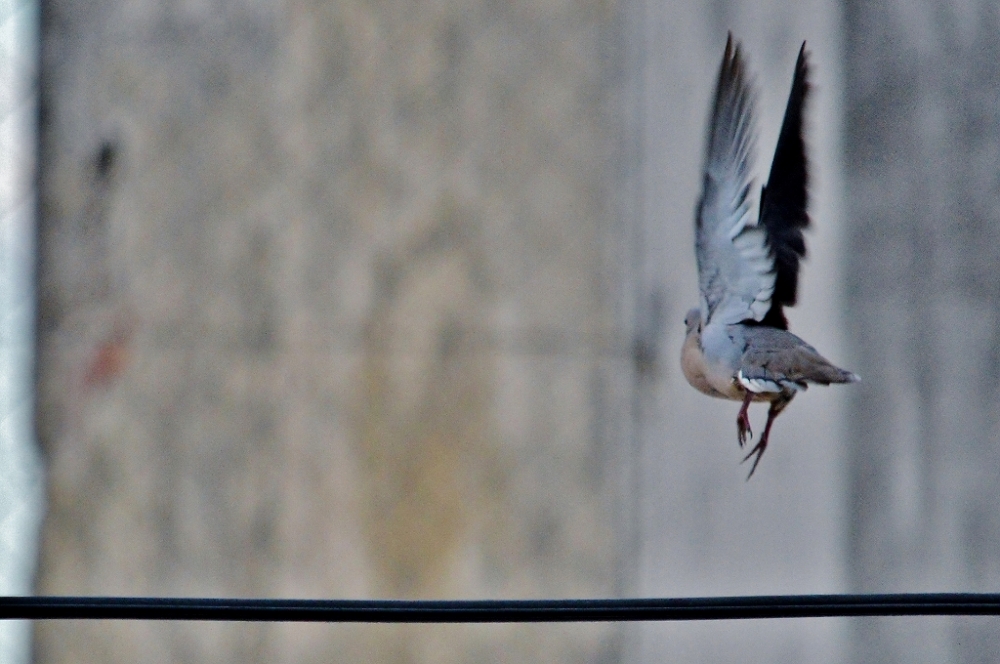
[681, 34, 858, 478]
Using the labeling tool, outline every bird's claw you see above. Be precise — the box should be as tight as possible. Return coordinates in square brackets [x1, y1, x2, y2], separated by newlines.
[741, 438, 768, 480]
[737, 411, 752, 447]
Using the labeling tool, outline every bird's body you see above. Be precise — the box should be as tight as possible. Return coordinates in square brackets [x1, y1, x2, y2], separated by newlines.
[681, 34, 858, 477]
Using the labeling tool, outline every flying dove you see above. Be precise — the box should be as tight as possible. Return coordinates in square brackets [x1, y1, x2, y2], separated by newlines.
[681, 34, 859, 478]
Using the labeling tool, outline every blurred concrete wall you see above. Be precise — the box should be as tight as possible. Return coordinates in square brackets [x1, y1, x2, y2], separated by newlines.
[33, 0, 635, 662]
[46, 0, 1000, 662]
[844, 2, 1000, 662]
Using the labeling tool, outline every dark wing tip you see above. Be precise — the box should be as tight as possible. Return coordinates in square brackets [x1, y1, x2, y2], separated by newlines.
[712, 33, 748, 122]
[759, 41, 812, 324]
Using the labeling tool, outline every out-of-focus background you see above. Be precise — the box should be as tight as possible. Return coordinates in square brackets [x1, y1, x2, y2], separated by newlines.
[0, 0, 997, 662]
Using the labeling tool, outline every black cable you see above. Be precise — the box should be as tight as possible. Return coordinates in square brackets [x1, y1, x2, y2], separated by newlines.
[1, 594, 1000, 622]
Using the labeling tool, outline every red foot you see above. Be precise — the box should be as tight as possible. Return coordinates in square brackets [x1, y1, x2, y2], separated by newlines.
[736, 392, 753, 447]
[741, 435, 769, 479]
[741, 401, 780, 479]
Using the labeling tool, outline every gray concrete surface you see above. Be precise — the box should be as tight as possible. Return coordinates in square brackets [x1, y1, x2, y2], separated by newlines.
[33, 0, 632, 662]
[844, 2, 1000, 661]
[34, 0, 1000, 662]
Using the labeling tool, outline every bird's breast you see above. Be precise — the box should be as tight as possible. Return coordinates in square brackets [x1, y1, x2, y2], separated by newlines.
[681, 330, 745, 400]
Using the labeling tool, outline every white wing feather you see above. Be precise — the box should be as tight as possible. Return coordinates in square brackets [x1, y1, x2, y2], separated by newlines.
[695, 39, 776, 327]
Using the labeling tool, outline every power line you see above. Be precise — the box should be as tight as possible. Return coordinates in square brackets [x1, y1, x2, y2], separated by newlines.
[1, 594, 999, 622]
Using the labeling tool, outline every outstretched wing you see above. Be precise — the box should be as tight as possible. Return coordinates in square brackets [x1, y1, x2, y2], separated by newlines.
[757, 42, 811, 330]
[695, 34, 774, 327]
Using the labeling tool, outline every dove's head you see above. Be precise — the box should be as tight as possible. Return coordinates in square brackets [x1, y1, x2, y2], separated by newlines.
[684, 308, 703, 336]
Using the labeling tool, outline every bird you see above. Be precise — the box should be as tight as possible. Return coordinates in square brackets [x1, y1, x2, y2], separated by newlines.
[680, 34, 859, 478]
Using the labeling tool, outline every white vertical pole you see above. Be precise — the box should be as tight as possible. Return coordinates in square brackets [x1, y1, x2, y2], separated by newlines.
[0, 0, 42, 661]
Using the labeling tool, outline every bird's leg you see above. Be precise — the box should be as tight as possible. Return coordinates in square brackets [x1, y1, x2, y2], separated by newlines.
[742, 396, 790, 479]
[736, 391, 754, 447]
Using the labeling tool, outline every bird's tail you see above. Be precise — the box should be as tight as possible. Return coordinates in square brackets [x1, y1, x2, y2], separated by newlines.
[809, 360, 860, 385]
